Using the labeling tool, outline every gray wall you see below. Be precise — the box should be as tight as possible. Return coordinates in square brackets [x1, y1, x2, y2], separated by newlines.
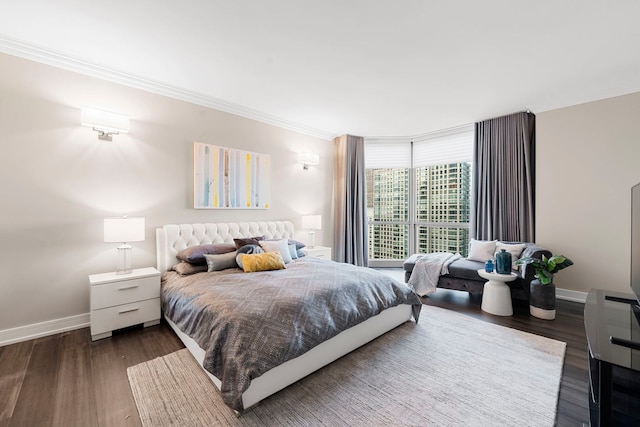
[0, 53, 333, 333]
[537, 92, 640, 296]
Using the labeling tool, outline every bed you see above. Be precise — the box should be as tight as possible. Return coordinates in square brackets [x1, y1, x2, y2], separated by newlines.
[156, 221, 422, 412]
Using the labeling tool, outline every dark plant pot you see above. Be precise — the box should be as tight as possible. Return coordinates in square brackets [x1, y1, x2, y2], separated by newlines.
[529, 279, 556, 320]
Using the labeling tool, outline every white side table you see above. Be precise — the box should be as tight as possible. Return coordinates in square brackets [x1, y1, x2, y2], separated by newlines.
[477, 269, 517, 316]
[301, 246, 332, 260]
[89, 267, 161, 341]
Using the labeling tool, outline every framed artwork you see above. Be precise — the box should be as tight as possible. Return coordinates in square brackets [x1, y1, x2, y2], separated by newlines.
[193, 142, 271, 209]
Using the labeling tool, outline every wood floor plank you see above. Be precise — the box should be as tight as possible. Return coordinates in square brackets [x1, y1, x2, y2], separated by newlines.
[113, 327, 163, 373]
[52, 329, 97, 427]
[8, 335, 61, 426]
[0, 340, 33, 423]
[90, 335, 142, 427]
[138, 324, 184, 358]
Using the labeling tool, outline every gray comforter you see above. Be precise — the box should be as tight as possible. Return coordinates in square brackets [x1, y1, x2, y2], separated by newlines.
[161, 257, 422, 411]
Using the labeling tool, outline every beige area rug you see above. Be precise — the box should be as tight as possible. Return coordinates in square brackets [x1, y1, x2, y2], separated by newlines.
[127, 306, 566, 426]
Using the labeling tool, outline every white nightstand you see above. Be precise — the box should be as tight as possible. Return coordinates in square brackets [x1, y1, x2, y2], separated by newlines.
[89, 267, 161, 341]
[302, 246, 332, 260]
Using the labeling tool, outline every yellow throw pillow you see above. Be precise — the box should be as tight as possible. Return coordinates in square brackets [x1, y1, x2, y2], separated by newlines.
[238, 252, 286, 272]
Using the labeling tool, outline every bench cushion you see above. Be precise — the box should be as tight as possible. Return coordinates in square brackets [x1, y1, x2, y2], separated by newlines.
[446, 259, 485, 281]
[403, 256, 485, 281]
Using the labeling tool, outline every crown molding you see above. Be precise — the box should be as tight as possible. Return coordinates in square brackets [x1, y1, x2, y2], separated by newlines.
[0, 34, 337, 141]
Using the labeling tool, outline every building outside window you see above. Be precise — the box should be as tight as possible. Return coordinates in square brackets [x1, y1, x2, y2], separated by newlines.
[365, 125, 473, 267]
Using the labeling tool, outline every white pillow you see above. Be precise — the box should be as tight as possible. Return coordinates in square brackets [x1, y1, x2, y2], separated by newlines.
[496, 242, 526, 270]
[288, 243, 299, 260]
[467, 239, 498, 262]
[259, 239, 294, 264]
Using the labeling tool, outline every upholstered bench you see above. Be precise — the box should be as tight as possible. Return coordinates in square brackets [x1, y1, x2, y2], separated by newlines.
[403, 241, 551, 301]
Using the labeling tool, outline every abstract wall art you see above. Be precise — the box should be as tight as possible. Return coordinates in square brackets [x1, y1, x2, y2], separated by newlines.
[193, 142, 271, 209]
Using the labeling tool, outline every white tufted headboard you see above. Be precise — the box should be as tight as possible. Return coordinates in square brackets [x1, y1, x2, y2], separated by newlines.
[156, 221, 295, 272]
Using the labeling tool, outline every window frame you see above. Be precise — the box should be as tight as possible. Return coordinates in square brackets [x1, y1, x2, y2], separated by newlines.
[365, 125, 473, 267]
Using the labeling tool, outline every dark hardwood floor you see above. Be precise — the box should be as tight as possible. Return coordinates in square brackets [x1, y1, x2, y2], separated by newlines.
[0, 285, 590, 426]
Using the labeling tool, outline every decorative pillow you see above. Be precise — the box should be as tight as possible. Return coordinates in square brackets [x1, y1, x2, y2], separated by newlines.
[290, 239, 306, 250]
[234, 236, 265, 250]
[259, 239, 293, 264]
[238, 252, 286, 273]
[235, 244, 264, 269]
[467, 239, 498, 262]
[264, 238, 306, 257]
[176, 243, 236, 265]
[171, 262, 208, 276]
[288, 244, 299, 260]
[496, 242, 527, 270]
[266, 238, 306, 250]
[204, 251, 238, 272]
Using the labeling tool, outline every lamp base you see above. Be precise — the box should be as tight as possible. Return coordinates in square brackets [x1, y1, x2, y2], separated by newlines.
[308, 231, 316, 249]
[116, 244, 133, 275]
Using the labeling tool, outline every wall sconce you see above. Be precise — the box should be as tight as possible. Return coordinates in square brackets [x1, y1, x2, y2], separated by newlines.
[81, 107, 130, 141]
[297, 152, 320, 170]
[301, 214, 322, 248]
[104, 216, 145, 274]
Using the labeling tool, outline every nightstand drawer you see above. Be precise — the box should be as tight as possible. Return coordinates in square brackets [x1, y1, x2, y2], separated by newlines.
[91, 276, 160, 310]
[302, 246, 332, 259]
[90, 298, 160, 336]
[312, 251, 329, 259]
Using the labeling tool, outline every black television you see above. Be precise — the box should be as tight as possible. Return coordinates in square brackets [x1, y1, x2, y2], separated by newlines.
[605, 183, 640, 350]
[632, 182, 640, 307]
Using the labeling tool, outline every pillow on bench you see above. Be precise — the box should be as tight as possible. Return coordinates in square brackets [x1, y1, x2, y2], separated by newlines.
[496, 242, 526, 269]
[467, 239, 497, 262]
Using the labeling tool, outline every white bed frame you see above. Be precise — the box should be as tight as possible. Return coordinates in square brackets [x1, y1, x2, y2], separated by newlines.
[156, 221, 413, 411]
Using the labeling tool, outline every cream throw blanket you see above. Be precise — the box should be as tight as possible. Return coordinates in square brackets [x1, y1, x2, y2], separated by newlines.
[408, 252, 462, 296]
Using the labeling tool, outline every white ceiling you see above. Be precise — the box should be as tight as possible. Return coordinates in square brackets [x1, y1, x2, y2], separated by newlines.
[1, 0, 639, 139]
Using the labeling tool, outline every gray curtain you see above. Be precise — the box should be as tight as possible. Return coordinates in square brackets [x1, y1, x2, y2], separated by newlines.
[333, 134, 368, 266]
[471, 111, 536, 242]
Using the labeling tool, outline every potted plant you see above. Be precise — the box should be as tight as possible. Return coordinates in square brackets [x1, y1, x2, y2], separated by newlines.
[516, 254, 573, 320]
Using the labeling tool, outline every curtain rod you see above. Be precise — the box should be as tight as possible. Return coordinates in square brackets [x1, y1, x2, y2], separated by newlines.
[365, 123, 474, 143]
[479, 110, 533, 123]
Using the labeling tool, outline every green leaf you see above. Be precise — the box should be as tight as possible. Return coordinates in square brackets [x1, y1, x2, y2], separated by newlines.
[539, 270, 553, 279]
[547, 260, 556, 271]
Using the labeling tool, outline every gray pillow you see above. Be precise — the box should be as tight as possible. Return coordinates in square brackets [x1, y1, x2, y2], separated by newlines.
[172, 262, 208, 276]
[204, 251, 238, 272]
[236, 244, 264, 269]
[233, 236, 265, 250]
[177, 243, 237, 265]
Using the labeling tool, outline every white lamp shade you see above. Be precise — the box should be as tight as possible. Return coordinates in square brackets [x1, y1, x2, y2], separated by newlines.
[301, 215, 322, 230]
[297, 152, 320, 166]
[104, 217, 145, 243]
[81, 107, 130, 134]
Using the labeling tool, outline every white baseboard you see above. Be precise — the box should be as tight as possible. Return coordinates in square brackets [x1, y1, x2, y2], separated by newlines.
[556, 288, 587, 303]
[0, 313, 90, 347]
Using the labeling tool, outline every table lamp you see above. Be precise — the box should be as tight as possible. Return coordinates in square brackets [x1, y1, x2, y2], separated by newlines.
[104, 216, 145, 274]
[301, 215, 322, 249]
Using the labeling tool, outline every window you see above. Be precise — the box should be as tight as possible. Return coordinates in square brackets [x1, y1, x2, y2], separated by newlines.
[365, 125, 473, 266]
